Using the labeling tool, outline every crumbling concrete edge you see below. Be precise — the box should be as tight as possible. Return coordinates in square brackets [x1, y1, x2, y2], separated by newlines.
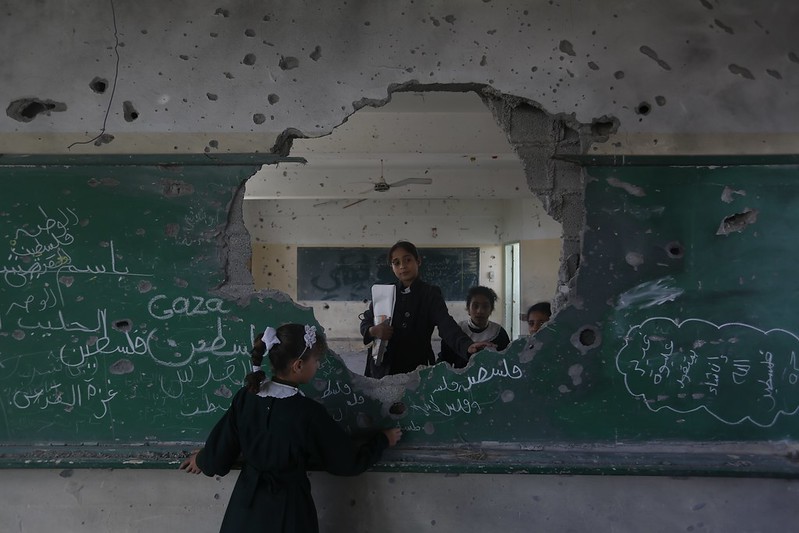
[478, 86, 618, 313]
[209, 172, 312, 316]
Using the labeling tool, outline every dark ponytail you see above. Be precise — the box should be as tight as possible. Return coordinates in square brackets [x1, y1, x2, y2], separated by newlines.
[245, 337, 267, 393]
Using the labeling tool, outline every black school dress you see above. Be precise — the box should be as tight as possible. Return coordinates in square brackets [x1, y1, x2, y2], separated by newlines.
[360, 279, 473, 376]
[196, 381, 388, 533]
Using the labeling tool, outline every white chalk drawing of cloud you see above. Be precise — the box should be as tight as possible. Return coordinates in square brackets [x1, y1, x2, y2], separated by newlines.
[616, 317, 799, 427]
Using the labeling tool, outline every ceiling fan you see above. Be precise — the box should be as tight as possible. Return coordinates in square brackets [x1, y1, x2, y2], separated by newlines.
[339, 160, 433, 208]
[313, 160, 433, 209]
[357, 159, 433, 195]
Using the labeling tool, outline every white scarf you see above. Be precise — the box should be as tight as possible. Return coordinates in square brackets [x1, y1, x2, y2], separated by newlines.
[461, 319, 502, 343]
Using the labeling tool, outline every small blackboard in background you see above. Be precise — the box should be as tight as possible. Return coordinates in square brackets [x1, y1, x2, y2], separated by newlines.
[297, 247, 480, 301]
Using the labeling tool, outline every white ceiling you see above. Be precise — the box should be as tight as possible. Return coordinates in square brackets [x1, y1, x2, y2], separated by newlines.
[244, 91, 529, 202]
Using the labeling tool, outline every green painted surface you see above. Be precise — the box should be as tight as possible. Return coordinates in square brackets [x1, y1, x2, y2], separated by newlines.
[357, 164, 799, 448]
[2, 158, 798, 476]
[0, 162, 312, 445]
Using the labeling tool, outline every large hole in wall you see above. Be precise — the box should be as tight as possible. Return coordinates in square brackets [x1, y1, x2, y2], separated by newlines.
[242, 90, 564, 376]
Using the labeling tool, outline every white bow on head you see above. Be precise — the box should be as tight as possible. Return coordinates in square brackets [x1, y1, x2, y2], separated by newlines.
[262, 326, 281, 351]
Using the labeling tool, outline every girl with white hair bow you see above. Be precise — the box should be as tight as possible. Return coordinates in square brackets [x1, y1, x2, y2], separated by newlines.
[180, 323, 402, 533]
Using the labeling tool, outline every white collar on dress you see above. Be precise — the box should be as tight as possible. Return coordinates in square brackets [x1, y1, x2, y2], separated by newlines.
[257, 380, 305, 398]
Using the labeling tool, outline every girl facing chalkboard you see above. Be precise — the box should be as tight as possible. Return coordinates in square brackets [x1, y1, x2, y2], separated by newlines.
[180, 323, 401, 533]
[360, 241, 493, 377]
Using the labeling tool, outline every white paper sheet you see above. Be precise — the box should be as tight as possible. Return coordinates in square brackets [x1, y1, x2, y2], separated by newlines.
[370, 284, 396, 365]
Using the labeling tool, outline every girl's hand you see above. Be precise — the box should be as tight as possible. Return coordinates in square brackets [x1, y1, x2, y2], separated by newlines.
[467, 341, 496, 354]
[382, 428, 402, 447]
[370, 320, 393, 340]
[179, 449, 203, 474]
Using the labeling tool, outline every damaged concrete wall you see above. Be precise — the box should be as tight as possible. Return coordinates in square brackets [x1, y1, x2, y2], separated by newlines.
[482, 92, 587, 310]
[1, 1, 797, 154]
[2, 1, 799, 532]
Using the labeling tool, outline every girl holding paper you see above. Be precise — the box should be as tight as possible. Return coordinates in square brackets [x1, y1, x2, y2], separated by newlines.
[360, 241, 492, 377]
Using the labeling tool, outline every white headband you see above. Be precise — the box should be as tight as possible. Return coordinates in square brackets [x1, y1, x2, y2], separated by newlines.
[299, 325, 317, 359]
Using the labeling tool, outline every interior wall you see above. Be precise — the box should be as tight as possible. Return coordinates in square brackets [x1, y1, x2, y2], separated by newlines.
[1, 469, 796, 533]
[250, 241, 508, 339]
[245, 195, 559, 340]
[243, 198, 511, 245]
[4, 1, 796, 153]
[519, 238, 562, 329]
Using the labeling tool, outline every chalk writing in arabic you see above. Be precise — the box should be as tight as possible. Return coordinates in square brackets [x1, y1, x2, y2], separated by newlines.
[616, 317, 799, 427]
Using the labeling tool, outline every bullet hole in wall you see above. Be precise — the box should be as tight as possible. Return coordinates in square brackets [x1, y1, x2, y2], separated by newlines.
[123, 101, 139, 122]
[389, 402, 407, 417]
[279, 56, 299, 70]
[162, 180, 195, 198]
[717, 208, 759, 235]
[90, 77, 109, 93]
[558, 40, 576, 56]
[109, 359, 135, 375]
[590, 116, 618, 138]
[728, 64, 755, 80]
[113, 319, 132, 333]
[93, 133, 115, 146]
[6, 98, 67, 122]
[639, 46, 672, 71]
[571, 325, 601, 355]
[665, 241, 684, 259]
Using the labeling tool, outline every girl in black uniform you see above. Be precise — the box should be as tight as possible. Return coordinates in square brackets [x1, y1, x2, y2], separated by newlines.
[180, 323, 402, 533]
[438, 286, 510, 368]
[360, 241, 492, 377]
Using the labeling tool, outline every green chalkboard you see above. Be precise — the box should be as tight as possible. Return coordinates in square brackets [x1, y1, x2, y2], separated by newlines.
[2, 156, 799, 477]
[296, 247, 479, 301]
[0, 157, 314, 448]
